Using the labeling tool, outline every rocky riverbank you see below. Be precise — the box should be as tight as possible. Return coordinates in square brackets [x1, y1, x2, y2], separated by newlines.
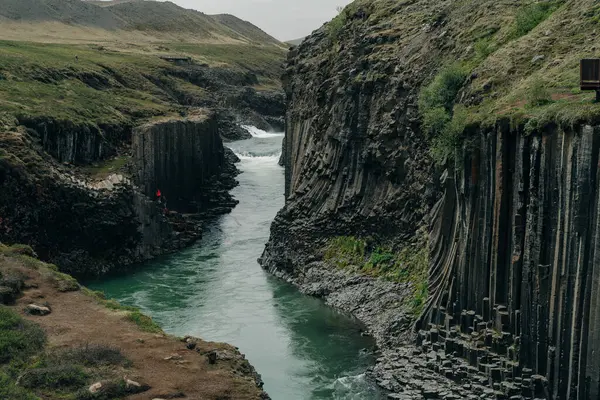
[0, 244, 269, 399]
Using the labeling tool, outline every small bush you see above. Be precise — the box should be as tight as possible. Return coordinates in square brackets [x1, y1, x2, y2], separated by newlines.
[513, 2, 562, 38]
[422, 107, 451, 137]
[20, 365, 89, 389]
[431, 105, 469, 162]
[0, 307, 46, 364]
[327, 11, 347, 41]
[527, 78, 552, 107]
[128, 312, 162, 333]
[58, 344, 129, 367]
[0, 373, 39, 400]
[419, 63, 470, 113]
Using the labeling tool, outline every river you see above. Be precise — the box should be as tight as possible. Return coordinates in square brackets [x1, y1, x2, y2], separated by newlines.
[90, 127, 383, 400]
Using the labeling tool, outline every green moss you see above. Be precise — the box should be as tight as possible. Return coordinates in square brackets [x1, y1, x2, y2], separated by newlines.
[127, 311, 162, 334]
[52, 272, 80, 293]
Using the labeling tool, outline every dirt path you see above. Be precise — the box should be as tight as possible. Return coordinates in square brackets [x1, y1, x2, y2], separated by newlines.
[7, 258, 267, 400]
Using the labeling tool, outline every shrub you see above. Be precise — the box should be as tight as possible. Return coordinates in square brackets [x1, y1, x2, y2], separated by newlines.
[0, 307, 46, 364]
[422, 107, 451, 137]
[419, 63, 470, 113]
[57, 344, 129, 367]
[513, 1, 562, 38]
[327, 11, 347, 41]
[431, 105, 469, 162]
[527, 78, 552, 106]
[0, 373, 39, 400]
[20, 365, 89, 389]
[474, 37, 497, 60]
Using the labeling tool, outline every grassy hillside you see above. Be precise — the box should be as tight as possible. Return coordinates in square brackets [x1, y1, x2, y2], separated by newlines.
[0, 0, 283, 46]
[0, 39, 284, 128]
[325, 0, 600, 160]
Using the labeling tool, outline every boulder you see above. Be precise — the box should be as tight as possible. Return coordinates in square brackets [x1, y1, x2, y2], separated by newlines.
[26, 303, 51, 316]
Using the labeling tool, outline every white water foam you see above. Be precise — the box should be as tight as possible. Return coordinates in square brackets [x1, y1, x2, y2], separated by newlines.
[234, 151, 281, 163]
[242, 125, 284, 138]
[332, 374, 381, 400]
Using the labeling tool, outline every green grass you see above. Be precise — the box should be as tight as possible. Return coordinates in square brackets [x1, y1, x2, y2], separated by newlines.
[20, 365, 90, 390]
[0, 306, 46, 364]
[81, 156, 130, 177]
[0, 39, 284, 127]
[323, 236, 429, 317]
[512, 1, 563, 38]
[127, 311, 162, 334]
[0, 373, 40, 400]
[324, 236, 366, 268]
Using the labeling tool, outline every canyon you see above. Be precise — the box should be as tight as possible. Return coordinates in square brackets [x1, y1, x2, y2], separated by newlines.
[262, 0, 600, 399]
[4, 0, 600, 399]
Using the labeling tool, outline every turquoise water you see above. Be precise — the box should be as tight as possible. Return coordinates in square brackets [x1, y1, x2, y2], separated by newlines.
[89, 129, 383, 399]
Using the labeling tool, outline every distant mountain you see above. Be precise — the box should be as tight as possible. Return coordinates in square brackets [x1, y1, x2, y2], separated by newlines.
[0, 0, 282, 46]
[286, 37, 306, 46]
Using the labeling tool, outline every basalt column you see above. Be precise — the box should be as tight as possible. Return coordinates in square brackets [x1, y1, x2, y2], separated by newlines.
[132, 114, 226, 212]
[421, 123, 600, 400]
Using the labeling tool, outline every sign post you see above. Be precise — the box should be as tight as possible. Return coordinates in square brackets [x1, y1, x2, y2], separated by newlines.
[581, 59, 600, 102]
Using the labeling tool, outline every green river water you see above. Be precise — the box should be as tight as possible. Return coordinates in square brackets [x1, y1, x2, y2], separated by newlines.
[89, 128, 384, 400]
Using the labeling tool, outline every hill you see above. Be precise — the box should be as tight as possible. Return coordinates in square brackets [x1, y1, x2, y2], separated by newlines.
[286, 37, 305, 46]
[0, 0, 284, 46]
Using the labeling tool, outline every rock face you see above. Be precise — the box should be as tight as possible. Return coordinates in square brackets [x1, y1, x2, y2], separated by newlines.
[420, 123, 600, 399]
[19, 116, 128, 164]
[133, 114, 237, 212]
[261, 1, 600, 399]
[0, 116, 239, 278]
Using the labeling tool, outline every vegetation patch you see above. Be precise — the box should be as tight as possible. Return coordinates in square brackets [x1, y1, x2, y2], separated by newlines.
[323, 235, 429, 317]
[20, 365, 90, 390]
[57, 344, 130, 368]
[419, 63, 470, 162]
[0, 306, 46, 364]
[512, 1, 563, 38]
[127, 311, 162, 334]
[324, 236, 366, 268]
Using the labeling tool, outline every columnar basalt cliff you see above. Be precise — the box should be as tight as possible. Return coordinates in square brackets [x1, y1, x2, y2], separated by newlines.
[262, 0, 600, 399]
[0, 114, 239, 278]
[420, 123, 600, 399]
[133, 113, 239, 213]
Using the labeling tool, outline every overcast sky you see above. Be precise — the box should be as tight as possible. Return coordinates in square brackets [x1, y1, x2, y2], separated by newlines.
[169, 0, 354, 41]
